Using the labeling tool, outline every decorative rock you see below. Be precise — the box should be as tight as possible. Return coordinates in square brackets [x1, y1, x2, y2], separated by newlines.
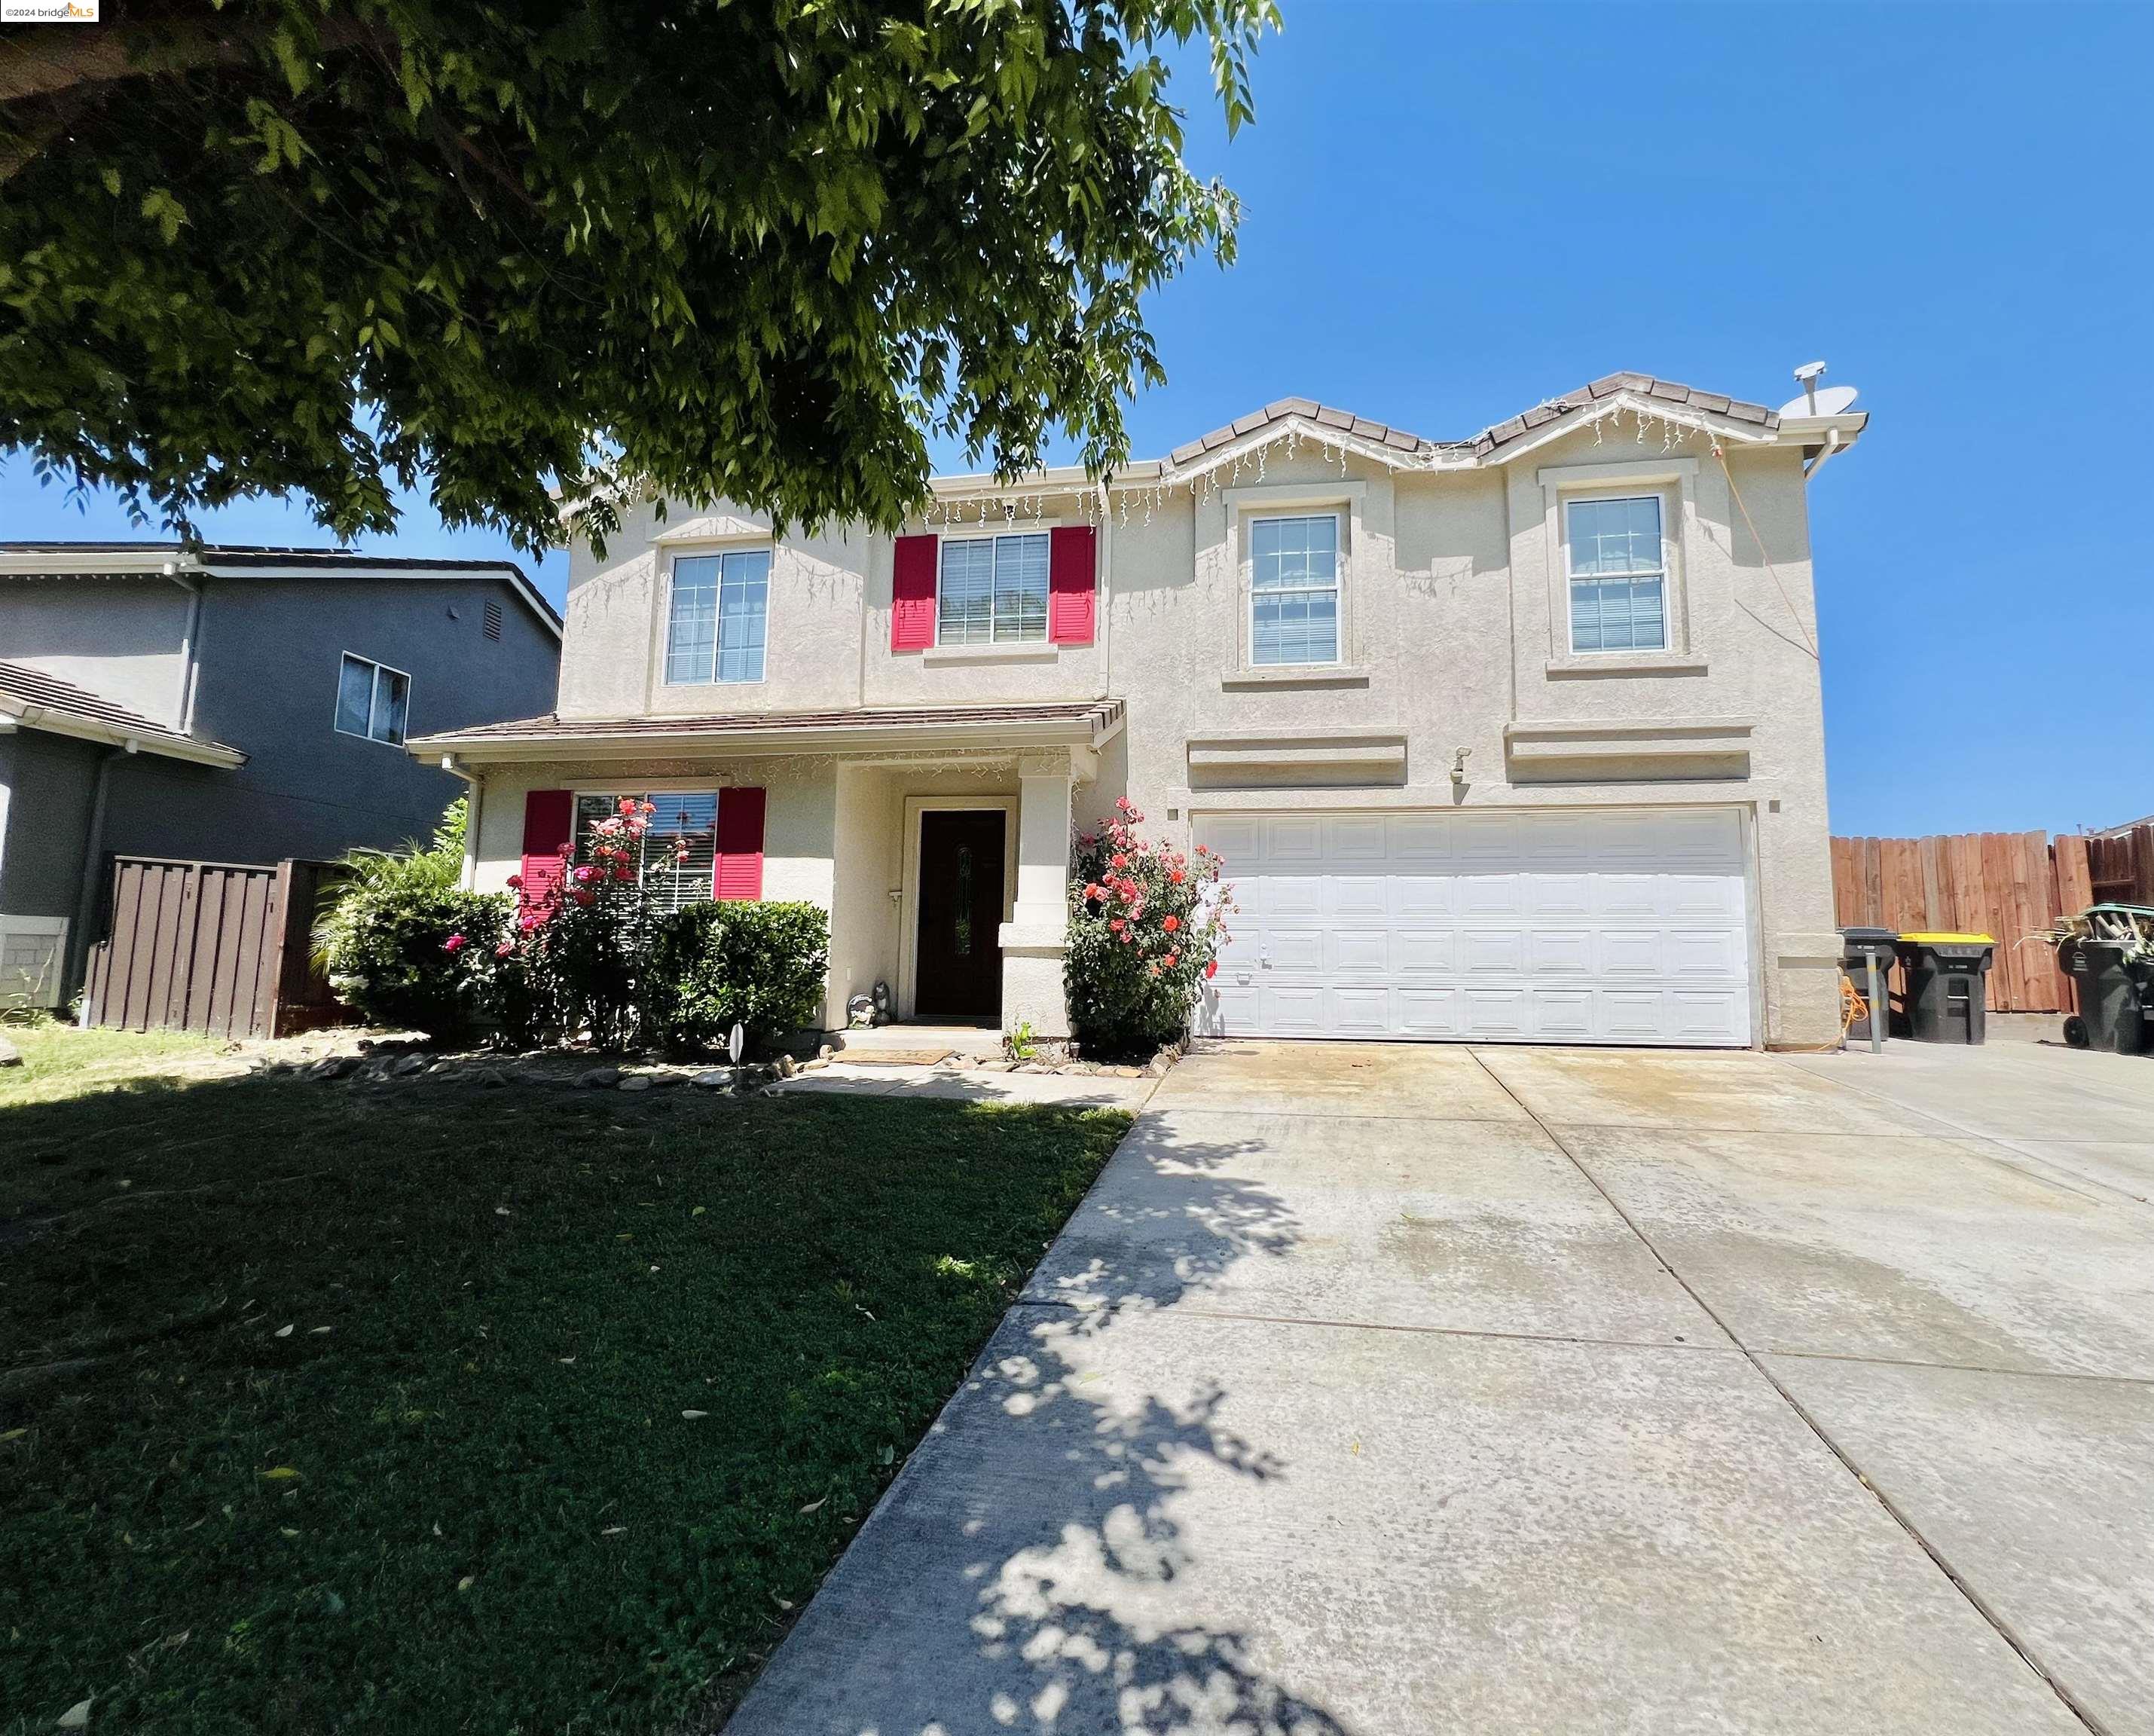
[316, 1054, 361, 1080]
[1111, 1065, 1143, 1077]
[576, 1066, 622, 1090]
[646, 1071, 683, 1090]
[388, 1053, 428, 1077]
[617, 1075, 652, 1093]
[691, 1069, 733, 1089]
[817, 1044, 833, 1061]
[475, 1068, 511, 1089]
[799, 1057, 828, 1072]
[775, 1054, 798, 1078]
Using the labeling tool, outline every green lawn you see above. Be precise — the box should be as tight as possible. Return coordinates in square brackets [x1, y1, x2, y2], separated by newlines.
[0, 1025, 1129, 1734]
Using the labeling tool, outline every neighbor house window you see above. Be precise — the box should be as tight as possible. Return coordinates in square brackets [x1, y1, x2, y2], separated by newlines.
[938, 532, 1049, 644]
[1249, 513, 1340, 665]
[666, 549, 770, 683]
[335, 653, 410, 744]
[1566, 495, 1667, 653]
[575, 790, 718, 914]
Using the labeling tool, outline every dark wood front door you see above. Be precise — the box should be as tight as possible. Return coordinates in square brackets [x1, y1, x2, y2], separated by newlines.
[915, 810, 1006, 1019]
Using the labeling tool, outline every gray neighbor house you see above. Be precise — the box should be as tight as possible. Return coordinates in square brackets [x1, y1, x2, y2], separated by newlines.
[0, 542, 561, 1010]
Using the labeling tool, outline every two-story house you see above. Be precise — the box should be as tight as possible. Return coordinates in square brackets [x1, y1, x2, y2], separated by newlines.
[410, 371, 1866, 1050]
[0, 543, 561, 1007]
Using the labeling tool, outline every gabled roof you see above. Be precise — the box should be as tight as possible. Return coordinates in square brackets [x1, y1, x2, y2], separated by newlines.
[0, 542, 561, 638]
[1469, 371, 1779, 457]
[1169, 398, 1438, 467]
[1120, 371, 1845, 487]
[0, 659, 245, 767]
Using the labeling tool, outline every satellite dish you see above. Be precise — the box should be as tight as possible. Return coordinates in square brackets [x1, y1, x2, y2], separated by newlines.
[1779, 384, 1859, 419]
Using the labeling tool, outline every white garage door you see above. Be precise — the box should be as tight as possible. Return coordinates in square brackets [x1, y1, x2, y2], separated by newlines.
[1195, 808, 1752, 1047]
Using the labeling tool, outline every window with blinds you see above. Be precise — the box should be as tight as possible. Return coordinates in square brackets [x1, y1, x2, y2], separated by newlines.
[573, 791, 720, 913]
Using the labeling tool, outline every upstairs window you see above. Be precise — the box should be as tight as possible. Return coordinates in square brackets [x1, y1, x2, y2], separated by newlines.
[335, 653, 410, 744]
[938, 532, 1049, 644]
[667, 549, 770, 683]
[1566, 496, 1667, 653]
[1249, 513, 1340, 665]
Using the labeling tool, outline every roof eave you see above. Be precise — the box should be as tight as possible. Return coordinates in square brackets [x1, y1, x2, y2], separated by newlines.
[407, 706, 1126, 767]
[0, 698, 246, 767]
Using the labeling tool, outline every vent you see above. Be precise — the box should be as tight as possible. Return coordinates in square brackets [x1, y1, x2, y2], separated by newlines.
[483, 598, 503, 641]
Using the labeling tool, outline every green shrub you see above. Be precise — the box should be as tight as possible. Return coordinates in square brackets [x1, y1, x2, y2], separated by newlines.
[644, 900, 831, 1057]
[316, 801, 518, 1041]
[1065, 796, 1233, 1059]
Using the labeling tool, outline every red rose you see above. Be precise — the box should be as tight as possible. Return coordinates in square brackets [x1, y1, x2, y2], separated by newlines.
[1205, 959, 1218, 979]
[1163, 915, 1180, 934]
[506, 873, 524, 890]
[1111, 853, 1127, 868]
[572, 888, 596, 906]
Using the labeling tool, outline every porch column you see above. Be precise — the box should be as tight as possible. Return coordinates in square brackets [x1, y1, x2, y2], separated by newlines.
[998, 748, 1089, 1041]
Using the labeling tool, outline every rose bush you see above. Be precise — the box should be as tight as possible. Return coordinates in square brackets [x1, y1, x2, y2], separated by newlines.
[1065, 798, 1232, 1058]
[512, 797, 665, 1050]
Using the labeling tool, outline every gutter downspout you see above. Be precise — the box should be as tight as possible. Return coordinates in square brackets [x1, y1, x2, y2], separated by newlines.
[167, 562, 205, 735]
[1095, 478, 1114, 702]
[1803, 428, 1844, 481]
[437, 753, 483, 891]
[68, 744, 125, 1022]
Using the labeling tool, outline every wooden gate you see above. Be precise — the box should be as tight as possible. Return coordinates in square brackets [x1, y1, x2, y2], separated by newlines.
[83, 857, 347, 1041]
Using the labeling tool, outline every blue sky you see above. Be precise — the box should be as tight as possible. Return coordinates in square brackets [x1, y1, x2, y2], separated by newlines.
[4, 2, 2146, 836]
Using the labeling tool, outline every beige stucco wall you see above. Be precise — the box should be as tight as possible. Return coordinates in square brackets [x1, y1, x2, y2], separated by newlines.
[506, 413, 1845, 1047]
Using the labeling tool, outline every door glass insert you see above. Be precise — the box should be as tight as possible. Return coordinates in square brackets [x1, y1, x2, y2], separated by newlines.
[954, 845, 973, 955]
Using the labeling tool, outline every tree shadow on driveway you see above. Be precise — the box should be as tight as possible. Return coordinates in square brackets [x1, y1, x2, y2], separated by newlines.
[723, 1117, 1353, 1735]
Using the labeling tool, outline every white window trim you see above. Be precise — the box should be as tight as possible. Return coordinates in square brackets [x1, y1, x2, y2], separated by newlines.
[663, 546, 772, 688]
[333, 651, 413, 747]
[1244, 508, 1346, 669]
[1537, 458, 1697, 663]
[1562, 492, 1671, 657]
[934, 527, 1056, 649]
[1222, 480, 1363, 674]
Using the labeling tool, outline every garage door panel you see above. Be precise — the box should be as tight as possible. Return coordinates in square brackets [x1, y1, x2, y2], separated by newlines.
[1265, 928, 1327, 973]
[1458, 875, 1523, 918]
[1193, 808, 1752, 1047]
[1524, 872, 1593, 918]
[1394, 875, 1455, 917]
[1331, 930, 1390, 975]
[1325, 815, 1389, 860]
[1531, 987, 1596, 1040]
[1329, 987, 1392, 1033]
[1266, 876, 1323, 918]
[1463, 987, 1529, 1038]
[1397, 988, 1461, 1035]
[1529, 929, 1595, 976]
[1459, 928, 1527, 975]
[1328, 876, 1388, 918]
[1263, 815, 1325, 862]
[1393, 929, 1457, 975]
[1597, 930, 1664, 976]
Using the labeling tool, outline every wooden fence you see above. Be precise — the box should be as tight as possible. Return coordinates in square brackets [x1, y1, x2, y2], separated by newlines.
[1829, 828, 2154, 1013]
[83, 856, 348, 1041]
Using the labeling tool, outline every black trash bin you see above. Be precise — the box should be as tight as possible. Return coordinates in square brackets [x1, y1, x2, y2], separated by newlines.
[1893, 934, 1994, 1044]
[2060, 937, 2147, 1053]
[1840, 927, 1898, 1044]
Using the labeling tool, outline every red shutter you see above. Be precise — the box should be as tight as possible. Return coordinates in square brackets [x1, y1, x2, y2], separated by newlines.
[518, 790, 574, 916]
[891, 534, 939, 650]
[713, 786, 766, 901]
[1048, 524, 1097, 645]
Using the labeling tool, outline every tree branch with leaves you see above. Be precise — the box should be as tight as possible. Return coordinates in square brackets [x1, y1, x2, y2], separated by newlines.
[0, 0, 1278, 551]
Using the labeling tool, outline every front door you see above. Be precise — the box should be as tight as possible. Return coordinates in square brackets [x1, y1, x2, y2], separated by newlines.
[915, 810, 1007, 1019]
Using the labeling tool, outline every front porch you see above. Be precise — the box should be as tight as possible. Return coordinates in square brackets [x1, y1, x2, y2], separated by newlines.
[421, 699, 1125, 1042]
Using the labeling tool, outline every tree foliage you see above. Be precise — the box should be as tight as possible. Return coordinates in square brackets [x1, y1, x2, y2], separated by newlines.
[0, 0, 1277, 550]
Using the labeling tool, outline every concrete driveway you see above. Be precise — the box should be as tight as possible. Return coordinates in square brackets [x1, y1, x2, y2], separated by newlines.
[725, 1038, 2154, 1735]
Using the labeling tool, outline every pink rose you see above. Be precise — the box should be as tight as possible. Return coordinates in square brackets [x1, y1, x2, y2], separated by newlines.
[495, 940, 515, 958]
[442, 934, 468, 953]
[573, 864, 596, 884]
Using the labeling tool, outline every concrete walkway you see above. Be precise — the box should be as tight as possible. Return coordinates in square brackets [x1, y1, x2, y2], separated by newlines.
[726, 1038, 2154, 1735]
